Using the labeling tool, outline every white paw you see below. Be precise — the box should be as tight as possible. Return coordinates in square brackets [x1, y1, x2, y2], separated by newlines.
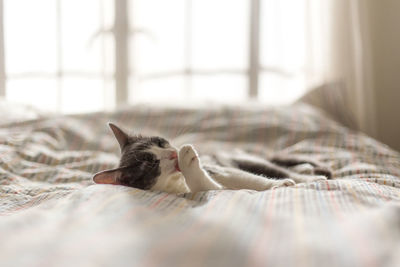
[309, 175, 328, 182]
[178, 145, 205, 182]
[272, 179, 296, 189]
[292, 174, 327, 183]
[178, 145, 221, 192]
[178, 144, 200, 170]
[302, 175, 327, 182]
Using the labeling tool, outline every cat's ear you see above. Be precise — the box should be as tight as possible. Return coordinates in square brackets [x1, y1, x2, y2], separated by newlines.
[93, 168, 122, 185]
[108, 122, 129, 149]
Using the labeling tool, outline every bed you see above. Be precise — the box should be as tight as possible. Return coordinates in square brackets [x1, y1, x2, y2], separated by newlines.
[1, 101, 400, 267]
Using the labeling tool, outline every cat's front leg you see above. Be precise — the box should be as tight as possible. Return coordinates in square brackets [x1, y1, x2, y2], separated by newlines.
[179, 145, 222, 193]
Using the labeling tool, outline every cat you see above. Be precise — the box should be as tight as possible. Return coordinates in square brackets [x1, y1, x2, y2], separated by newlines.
[93, 123, 332, 193]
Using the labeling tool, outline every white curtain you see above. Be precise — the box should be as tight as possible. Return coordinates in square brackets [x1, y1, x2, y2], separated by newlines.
[303, 0, 376, 136]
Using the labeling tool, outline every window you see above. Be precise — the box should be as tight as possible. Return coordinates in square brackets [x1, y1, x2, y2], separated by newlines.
[0, 0, 307, 113]
[129, 0, 249, 103]
[2, 0, 114, 113]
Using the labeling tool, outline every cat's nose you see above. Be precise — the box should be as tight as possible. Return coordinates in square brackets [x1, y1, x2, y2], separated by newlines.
[169, 151, 178, 159]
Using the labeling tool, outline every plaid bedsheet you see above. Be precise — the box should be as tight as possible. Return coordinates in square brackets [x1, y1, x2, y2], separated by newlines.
[1, 103, 400, 267]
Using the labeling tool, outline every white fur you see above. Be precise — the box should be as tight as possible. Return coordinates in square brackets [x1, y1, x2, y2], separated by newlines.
[178, 145, 299, 193]
[148, 144, 297, 194]
[145, 145, 190, 193]
[178, 145, 222, 192]
[206, 165, 295, 191]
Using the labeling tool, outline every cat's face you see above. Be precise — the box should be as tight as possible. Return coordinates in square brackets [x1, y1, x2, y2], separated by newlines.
[93, 123, 180, 190]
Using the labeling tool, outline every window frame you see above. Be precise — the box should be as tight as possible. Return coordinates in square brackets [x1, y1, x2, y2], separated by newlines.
[0, 0, 280, 108]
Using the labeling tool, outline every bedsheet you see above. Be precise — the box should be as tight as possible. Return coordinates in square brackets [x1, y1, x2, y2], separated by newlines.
[1, 103, 400, 267]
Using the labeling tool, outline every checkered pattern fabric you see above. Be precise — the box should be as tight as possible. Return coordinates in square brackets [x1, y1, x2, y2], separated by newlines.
[1, 103, 399, 267]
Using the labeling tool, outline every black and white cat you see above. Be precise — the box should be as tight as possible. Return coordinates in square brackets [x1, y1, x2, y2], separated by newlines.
[93, 123, 332, 193]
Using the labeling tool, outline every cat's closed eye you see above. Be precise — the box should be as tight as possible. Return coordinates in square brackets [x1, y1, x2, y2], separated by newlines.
[153, 137, 168, 148]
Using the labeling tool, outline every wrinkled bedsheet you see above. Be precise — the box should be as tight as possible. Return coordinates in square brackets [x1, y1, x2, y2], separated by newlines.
[1, 103, 400, 267]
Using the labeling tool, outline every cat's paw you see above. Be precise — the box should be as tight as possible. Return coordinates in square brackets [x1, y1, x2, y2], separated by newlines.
[178, 144, 201, 170]
[271, 179, 296, 189]
[307, 175, 328, 182]
[178, 145, 205, 182]
[292, 174, 327, 183]
[178, 145, 221, 192]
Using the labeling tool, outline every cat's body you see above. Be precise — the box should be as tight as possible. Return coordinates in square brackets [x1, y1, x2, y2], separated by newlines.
[93, 123, 332, 193]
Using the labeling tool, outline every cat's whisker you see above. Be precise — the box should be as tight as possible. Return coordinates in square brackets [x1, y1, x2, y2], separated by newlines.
[173, 126, 194, 139]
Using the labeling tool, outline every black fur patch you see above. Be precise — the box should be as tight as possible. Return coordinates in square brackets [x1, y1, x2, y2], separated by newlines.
[232, 159, 291, 178]
[117, 135, 169, 189]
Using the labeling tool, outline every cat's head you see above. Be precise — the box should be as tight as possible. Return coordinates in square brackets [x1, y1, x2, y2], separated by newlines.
[93, 123, 181, 190]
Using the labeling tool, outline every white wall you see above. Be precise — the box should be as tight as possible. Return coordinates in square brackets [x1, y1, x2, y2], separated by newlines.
[369, 0, 400, 151]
